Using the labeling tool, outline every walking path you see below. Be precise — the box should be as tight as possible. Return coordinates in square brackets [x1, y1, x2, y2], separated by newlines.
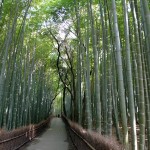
[22, 118, 69, 150]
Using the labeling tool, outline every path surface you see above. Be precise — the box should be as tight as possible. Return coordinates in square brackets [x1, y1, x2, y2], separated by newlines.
[22, 118, 69, 150]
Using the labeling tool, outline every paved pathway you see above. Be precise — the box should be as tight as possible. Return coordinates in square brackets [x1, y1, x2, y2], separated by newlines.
[22, 118, 69, 150]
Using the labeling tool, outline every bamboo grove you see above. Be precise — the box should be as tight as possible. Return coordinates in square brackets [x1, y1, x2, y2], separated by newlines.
[0, 0, 57, 130]
[0, 0, 150, 149]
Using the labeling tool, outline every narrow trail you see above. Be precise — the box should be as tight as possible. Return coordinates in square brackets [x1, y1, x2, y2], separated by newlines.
[22, 118, 69, 150]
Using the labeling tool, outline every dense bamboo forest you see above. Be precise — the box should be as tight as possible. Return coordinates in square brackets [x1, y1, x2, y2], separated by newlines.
[0, 0, 150, 149]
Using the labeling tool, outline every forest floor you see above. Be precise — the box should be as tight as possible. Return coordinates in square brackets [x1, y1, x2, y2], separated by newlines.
[21, 117, 69, 150]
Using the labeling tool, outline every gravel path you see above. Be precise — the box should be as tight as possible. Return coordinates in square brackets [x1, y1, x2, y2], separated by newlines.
[22, 118, 69, 150]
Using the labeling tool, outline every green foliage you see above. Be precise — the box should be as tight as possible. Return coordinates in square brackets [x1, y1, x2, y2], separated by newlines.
[1, 0, 150, 149]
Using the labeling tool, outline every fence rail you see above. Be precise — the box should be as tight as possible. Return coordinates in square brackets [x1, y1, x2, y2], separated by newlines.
[0, 117, 51, 150]
[62, 115, 96, 150]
